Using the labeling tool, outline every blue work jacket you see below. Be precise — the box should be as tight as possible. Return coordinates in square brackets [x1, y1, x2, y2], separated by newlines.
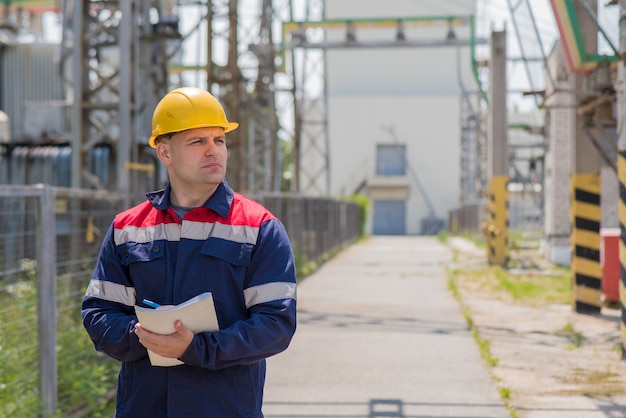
[81, 181, 297, 417]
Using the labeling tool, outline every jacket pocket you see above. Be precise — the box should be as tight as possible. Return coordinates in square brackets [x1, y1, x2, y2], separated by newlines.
[120, 241, 165, 265]
[200, 238, 252, 267]
[120, 242, 168, 290]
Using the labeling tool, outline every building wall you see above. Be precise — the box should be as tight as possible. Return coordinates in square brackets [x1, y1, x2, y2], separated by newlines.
[326, 1, 475, 19]
[323, 0, 475, 235]
[329, 95, 460, 235]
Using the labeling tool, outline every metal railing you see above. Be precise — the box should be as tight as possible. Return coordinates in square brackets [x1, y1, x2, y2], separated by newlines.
[258, 194, 362, 264]
[448, 201, 485, 235]
[0, 184, 361, 417]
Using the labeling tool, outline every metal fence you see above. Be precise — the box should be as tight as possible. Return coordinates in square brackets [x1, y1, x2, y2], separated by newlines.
[449, 191, 542, 236]
[258, 194, 362, 264]
[0, 184, 361, 417]
[448, 201, 485, 235]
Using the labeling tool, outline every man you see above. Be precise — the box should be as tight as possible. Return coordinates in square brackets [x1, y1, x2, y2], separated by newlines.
[81, 87, 297, 417]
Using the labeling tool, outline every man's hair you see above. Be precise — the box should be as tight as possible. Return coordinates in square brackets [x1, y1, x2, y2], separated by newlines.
[153, 132, 179, 145]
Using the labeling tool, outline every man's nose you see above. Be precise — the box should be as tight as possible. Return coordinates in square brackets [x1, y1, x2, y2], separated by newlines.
[203, 140, 216, 155]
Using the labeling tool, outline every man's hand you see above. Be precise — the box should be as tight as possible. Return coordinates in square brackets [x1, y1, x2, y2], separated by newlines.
[135, 320, 194, 359]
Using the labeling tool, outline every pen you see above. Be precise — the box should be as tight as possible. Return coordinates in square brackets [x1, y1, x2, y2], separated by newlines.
[142, 299, 161, 309]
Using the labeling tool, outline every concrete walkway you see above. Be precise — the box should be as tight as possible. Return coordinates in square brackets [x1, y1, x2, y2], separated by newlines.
[263, 236, 509, 418]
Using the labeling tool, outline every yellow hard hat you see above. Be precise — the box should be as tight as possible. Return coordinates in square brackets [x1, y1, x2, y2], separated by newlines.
[148, 87, 239, 148]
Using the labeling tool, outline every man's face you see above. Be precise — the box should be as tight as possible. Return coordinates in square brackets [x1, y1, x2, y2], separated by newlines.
[157, 126, 228, 189]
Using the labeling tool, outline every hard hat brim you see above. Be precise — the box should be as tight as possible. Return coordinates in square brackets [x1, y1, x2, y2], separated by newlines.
[148, 122, 239, 148]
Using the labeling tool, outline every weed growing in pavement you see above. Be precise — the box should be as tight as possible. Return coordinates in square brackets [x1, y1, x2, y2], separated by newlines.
[498, 387, 511, 399]
[560, 322, 584, 349]
[492, 376, 518, 417]
[447, 270, 514, 415]
[449, 271, 498, 365]
[472, 327, 498, 367]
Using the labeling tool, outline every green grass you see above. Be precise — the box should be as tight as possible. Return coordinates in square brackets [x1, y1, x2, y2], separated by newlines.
[455, 263, 571, 307]
[0, 264, 119, 418]
[447, 230, 572, 307]
[500, 267, 570, 305]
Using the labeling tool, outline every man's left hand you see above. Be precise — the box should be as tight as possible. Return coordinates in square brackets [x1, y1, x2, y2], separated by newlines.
[135, 320, 194, 359]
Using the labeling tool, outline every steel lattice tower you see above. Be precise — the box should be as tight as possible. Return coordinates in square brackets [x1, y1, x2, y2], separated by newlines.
[64, 0, 324, 195]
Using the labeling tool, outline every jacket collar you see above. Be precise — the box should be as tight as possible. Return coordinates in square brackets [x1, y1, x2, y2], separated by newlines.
[146, 180, 234, 219]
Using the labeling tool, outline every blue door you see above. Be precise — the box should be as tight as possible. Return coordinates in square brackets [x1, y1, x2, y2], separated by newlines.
[373, 200, 406, 235]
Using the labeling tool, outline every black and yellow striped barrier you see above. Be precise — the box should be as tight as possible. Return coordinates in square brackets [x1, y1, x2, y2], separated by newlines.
[482, 175, 509, 265]
[570, 172, 602, 314]
[618, 151, 626, 358]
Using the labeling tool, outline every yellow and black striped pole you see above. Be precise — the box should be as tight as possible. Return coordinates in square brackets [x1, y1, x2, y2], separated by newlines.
[619, 151, 626, 358]
[570, 172, 602, 314]
[482, 175, 509, 265]
[616, 0, 626, 361]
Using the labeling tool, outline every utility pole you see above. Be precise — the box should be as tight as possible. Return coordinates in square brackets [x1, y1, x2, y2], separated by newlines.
[223, 0, 245, 192]
[483, 30, 509, 265]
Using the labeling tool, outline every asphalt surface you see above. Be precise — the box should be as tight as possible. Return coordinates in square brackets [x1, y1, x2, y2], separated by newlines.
[262, 235, 509, 418]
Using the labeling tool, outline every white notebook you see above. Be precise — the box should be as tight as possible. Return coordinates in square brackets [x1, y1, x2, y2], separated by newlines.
[135, 292, 219, 367]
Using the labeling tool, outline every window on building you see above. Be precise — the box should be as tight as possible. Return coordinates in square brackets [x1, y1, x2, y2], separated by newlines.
[376, 144, 406, 176]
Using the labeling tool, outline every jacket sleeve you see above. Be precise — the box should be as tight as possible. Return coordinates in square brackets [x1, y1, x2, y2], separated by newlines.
[81, 224, 147, 362]
[179, 218, 297, 369]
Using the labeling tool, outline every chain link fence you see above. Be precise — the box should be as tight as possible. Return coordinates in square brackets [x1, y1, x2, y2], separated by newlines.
[0, 185, 361, 417]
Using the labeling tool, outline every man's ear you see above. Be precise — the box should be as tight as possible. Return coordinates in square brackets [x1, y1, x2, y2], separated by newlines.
[156, 143, 171, 165]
